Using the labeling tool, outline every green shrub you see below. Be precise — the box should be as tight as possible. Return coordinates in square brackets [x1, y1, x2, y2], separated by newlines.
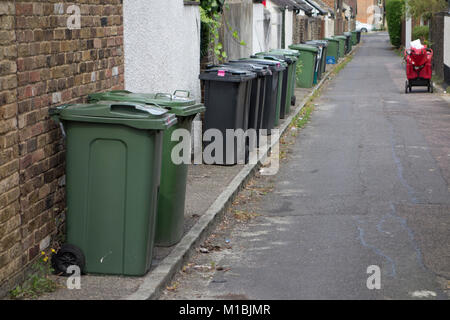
[385, 0, 405, 48]
[412, 25, 429, 45]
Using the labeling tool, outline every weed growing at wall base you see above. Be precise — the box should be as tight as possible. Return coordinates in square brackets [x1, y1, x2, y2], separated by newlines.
[9, 250, 59, 299]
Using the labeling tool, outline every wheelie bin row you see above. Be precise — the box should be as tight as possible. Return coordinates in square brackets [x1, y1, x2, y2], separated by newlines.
[199, 49, 303, 167]
[49, 54, 291, 276]
[49, 50, 297, 276]
[48, 35, 358, 277]
[289, 40, 329, 87]
[327, 30, 360, 64]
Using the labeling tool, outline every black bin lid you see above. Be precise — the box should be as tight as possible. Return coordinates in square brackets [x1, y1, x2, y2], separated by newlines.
[199, 66, 256, 82]
[225, 62, 271, 77]
[235, 58, 286, 72]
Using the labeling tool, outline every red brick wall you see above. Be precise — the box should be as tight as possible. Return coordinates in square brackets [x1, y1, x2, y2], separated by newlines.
[357, 0, 378, 24]
[0, 0, 124, 296]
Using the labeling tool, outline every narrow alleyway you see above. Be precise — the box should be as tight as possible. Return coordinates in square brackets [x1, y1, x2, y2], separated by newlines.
[161, 32, 450, 300]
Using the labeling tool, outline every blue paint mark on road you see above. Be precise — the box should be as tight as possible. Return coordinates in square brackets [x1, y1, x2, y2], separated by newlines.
[387, 203, 426, 271]
[354, 217, 397, 278]
[387, 119, 419, 204]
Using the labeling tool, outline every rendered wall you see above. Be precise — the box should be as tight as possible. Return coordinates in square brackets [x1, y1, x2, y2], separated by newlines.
[123, 1, 201, 101]
[266, 1, 282, 49]
[285, 10, 294, 48]
[324, 16, 335, 37]
[252, 3, 269, 54]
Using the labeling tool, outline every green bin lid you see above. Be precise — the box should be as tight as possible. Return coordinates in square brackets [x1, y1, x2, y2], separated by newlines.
[333, 35, 346, 40]
[251, 54, 288, 67]
[267, 50, 299, 62]
[324, 37, 339, 42]
[255, 52, 295, 64]
[49, 101, 177, 130]
[269, 48, 300, 57]
[288, 44, 319, 53]
[305, 40, 328, 48]
[88, 90, 205, 117]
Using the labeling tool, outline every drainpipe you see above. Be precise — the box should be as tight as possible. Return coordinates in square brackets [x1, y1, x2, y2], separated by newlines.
[281, 7, 286, 48]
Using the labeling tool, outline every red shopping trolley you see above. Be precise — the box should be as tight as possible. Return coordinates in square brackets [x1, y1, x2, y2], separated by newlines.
[404, 46, 433, 93]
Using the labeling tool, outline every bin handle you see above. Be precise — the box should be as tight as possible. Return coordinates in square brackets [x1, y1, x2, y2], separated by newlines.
[49, 104, 71, 115]
[173, 90, 190, 98]
[155, 92, 173, 100]
[111, 89, 132, 93]
[110, 103, 165, 115]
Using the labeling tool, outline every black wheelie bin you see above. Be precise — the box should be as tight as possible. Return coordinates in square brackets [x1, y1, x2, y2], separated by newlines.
[199, 66, 256, 165]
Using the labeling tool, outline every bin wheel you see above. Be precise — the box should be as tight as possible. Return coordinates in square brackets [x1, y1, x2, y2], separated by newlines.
[428, 81, 433, 93]
[51, 244, 86, 276]
[405, 81, 408, 94]
[291, 95, 296, 106]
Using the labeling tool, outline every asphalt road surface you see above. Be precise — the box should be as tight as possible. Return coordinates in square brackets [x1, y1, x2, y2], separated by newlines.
[162, 32, 450, 300]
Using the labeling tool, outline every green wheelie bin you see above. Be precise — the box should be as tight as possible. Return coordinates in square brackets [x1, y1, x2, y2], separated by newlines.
[288, 44, 318, 88]
[268, 49, 300, 107]
[351, 31, 358, 46]
[333, 36, 346, 58]
[49, 101, 177, 276]
[258, 50, 297, 117]
[323, 37, 339, 64]
[88, 90, 205, 247]
[251, 54, 286, 126]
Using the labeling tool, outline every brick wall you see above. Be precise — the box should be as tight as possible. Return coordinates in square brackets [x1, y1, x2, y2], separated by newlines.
[293, 15, 307, 43]
[311, 18, 323, 40]
[0, 1, 20, 294]
[293, 16, 323, 43]
[335, 15, 344, 34]
[0, 0, 124, 297]
[322, 0, 336, 10]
